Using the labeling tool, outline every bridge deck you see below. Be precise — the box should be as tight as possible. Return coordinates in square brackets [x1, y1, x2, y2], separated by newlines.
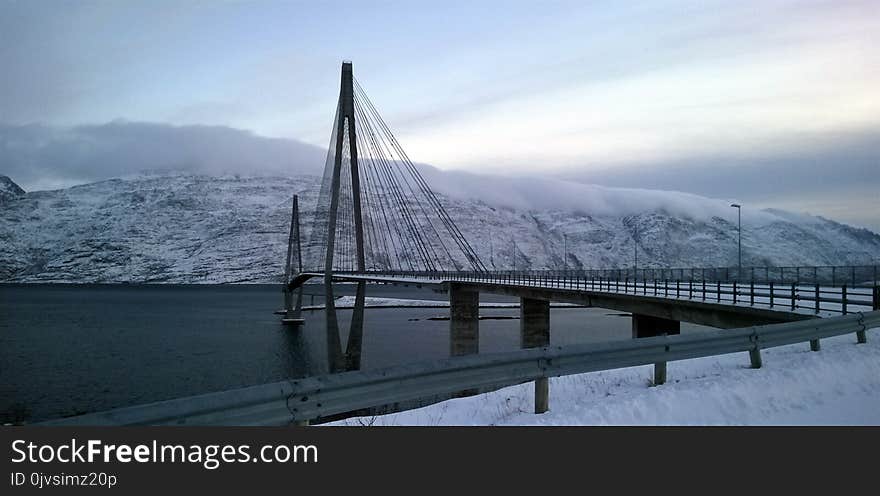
[293, 272, 876, 328]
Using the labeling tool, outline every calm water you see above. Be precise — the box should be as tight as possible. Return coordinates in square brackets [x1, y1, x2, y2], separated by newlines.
[1, 283, 711, 423]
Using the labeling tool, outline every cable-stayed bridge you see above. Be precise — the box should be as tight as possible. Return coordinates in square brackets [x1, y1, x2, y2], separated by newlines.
[41, 61, 880, 426]
[281, 61, 878, 331]
[302, 61, 485, 276]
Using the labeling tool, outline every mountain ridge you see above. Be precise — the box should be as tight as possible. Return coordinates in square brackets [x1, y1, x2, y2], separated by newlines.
[0, 172, 877, 283]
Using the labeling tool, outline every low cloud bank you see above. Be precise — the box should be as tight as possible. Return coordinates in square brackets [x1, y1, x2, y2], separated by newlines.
[420, 165, 801, 227]
[1, 120, 873, 231]
[0, 121, 325, 191]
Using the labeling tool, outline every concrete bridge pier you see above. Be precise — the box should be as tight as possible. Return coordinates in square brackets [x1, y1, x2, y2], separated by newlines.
[631, 314, 680, 385]
[520, 297, 550, 413]
[450, 284, 479, 357]
[859, 286, 879, 344]
[282, 287, 304, 325]
[449, 285, 480, 399]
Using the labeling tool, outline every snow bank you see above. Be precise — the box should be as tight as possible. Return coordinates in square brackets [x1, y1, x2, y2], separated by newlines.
[329, 327, 880, 425]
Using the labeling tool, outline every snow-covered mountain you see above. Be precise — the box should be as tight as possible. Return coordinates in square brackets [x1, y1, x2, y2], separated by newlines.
[0, 175, 25, 203]
[0, 173, 878, 283]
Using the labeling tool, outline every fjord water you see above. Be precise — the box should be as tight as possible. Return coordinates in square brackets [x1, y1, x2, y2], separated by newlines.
[1, 283, 709, 423]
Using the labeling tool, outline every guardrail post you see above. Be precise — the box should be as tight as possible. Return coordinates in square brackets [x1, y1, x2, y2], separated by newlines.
[654, 360, 667, 386]
[631, 314, 679, 386]
[856, 295, 870, 342]
[749, 343, 762, 369]
[791, 283, 796, 311]
[534, 377, 549, 414]
[815, 284, 820, 314]
[521, 297, 551, 414]
[769, 282, 774, 308]
[842, 285, 847, 315]
[874, 286, 880, 311]
[733, 281, 737, 304]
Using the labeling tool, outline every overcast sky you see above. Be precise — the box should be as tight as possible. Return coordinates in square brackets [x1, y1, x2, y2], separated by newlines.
[1, 0, 878, 229]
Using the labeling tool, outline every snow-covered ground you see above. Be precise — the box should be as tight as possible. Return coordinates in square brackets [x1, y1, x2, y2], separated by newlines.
[329, 327, 880, 425]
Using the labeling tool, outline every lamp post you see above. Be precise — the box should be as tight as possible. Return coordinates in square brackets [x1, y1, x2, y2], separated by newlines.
[512, 238, 517, 272]
[730, 203, 742, 276]
[489, 236, 494, 269]
[563, 233, 567, 271]
[633, 224, 638, 274]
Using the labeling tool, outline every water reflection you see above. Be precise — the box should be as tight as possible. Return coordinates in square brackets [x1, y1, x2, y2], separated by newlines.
[345, 282, 366, 371]
[4, 284, 713, 422]
[322, 281, 366, 374]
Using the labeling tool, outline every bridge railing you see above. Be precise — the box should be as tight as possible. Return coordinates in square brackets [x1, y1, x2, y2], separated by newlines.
[40, 311, 880, 426]
[322, 265, 879, 287]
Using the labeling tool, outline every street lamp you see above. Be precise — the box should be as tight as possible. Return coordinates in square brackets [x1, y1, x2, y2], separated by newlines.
[563, 233, 567, 271]
[489, 235, 495, 270]
[730, 203, 741, 275]
[512, 238, 517, 272]
[633, 224, 638, 272]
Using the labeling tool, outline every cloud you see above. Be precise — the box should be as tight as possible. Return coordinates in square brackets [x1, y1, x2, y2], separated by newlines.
[555, 125, 880, 230]
[419, 163, 791, 228]
[2, 119, 875, 233]
[0, 121, 325, 191]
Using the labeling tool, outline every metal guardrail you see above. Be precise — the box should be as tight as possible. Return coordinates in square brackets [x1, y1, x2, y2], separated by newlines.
[40, 311, 880, 426]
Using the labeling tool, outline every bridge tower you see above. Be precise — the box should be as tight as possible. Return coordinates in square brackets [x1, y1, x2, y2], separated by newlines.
[321, 62, 367, 369]
[281, 194, 304, 325]
[324, 60, 366, 283]
[301, 61, 486, 276]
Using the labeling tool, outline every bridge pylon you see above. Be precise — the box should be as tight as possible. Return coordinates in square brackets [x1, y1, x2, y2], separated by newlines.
[301, 61, 486, 276]
[323, 61, 366, 281]
[282, 194, 304, 325]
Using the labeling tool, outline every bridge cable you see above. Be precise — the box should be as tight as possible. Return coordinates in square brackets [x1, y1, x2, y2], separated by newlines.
[354, 78, 486, 271]
[353, 90, 456, 271]
[355, 77, 485, 271]
[353, 98, 425, 270]
[353, 91, 449, 271]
